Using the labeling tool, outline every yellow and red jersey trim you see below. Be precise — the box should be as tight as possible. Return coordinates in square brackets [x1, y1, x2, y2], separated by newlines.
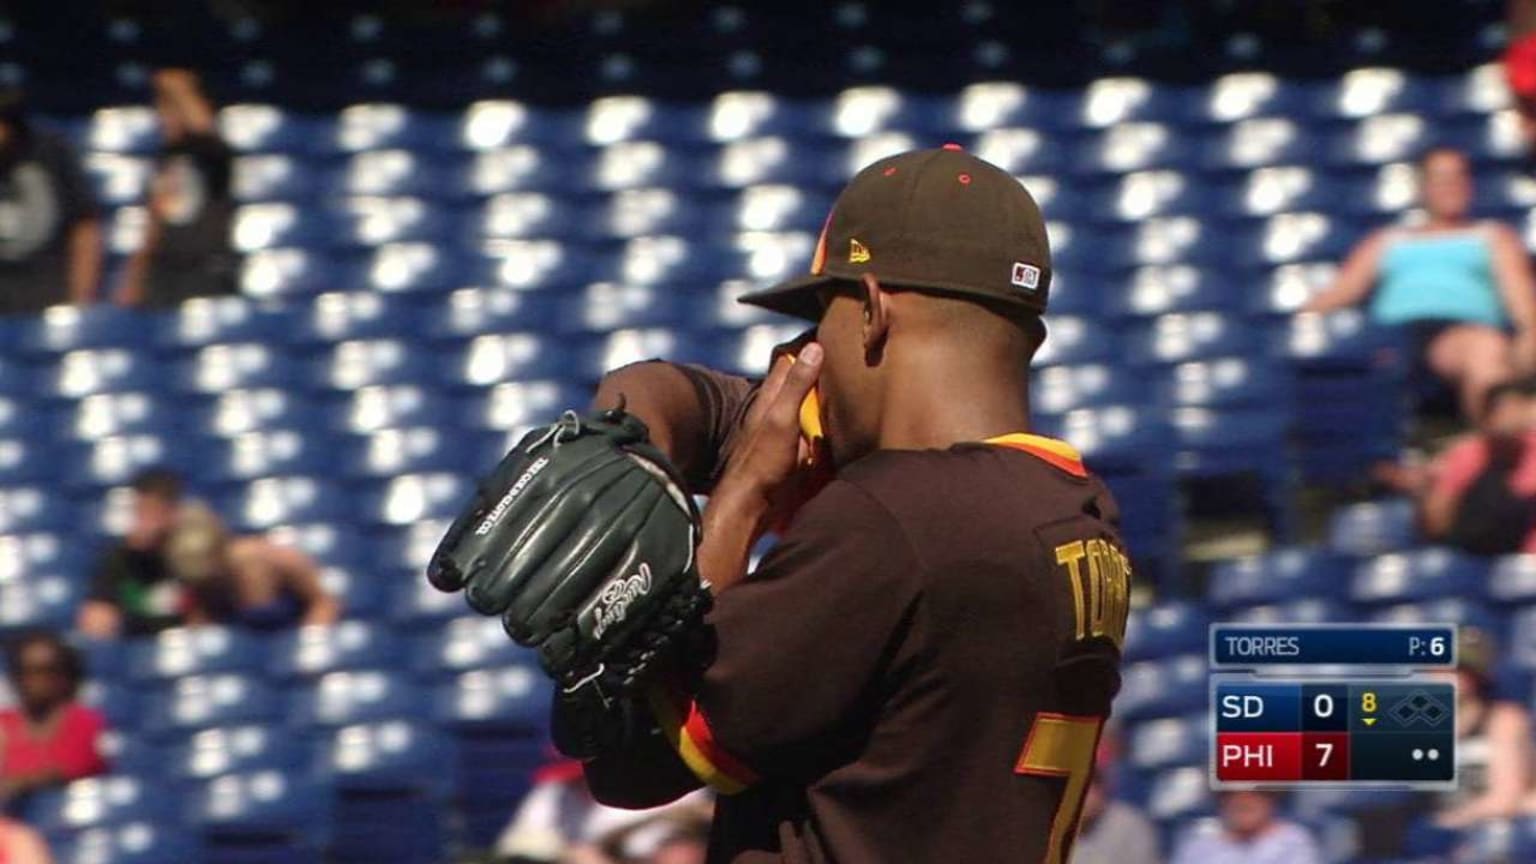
[647, 686, 761, 795]
[986, 433, 1088, 478]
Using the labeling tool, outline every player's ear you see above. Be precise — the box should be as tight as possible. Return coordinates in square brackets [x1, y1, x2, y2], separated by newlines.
[859, 273, 890, 363]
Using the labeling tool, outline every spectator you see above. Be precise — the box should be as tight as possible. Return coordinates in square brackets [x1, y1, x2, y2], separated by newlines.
[165, 502, 339, 630]
[1073, 731, 1160, 864]
[116, 69, 236, 308]
[1421, 379, 1536, 554]
[78, 468, 187, 639]
[1302, 147, 1536, 420]
[0, 87, 101, 313]
[0, 817, 50, 864]
[1434, 628, 1532, 828]
[1169, 790, 1321, 864]
[0, 632, 107, 804]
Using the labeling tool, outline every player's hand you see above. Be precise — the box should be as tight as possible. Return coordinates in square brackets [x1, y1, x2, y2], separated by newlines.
[714, 342, 823, 537]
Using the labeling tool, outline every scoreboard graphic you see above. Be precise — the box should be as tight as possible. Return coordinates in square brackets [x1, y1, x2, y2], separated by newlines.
[1209, 624, 1458, 789]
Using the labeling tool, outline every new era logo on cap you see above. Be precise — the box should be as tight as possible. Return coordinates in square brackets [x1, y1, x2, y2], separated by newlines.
[1011, 262, 1041, 292]
[849, 238, 870, 264]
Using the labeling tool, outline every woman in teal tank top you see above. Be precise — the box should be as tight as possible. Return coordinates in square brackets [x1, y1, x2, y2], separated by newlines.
[1305, 148, 1536, 420]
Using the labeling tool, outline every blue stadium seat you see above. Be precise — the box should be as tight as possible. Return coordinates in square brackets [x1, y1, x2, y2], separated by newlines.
[456, 381, 583, 432]
[1113, 654, 1207, 721]
[0, 393, 45, 439]
[1201, 117, 1313, 170]
[54, 822, 203, 864]
[55, 392, 171, 444]
[454, 145, 564, 196]
[1124, 602, 1210, 662]
[87, 106, 159, 154]
[326, 104, 455, 154]
[308, 338, 434, 391]
[233, 154, 322, 203]
[1128, 714, 1208, 770]
[329, 149, 445, 198]
[240, 248, 340, 299]
[0, 572, 79, 632]
[74, 636, 127, 682]
[1073, 123, 1190, 175]
[1216, 166, 1337, 217]
[1186, 72, 1306, 123]
[82, 153, 151, 207]
[437, 333, 576, 387]
[1328, 498, 1416, 557]
[64, 430, 175, 491]
[946, 83, 1070, 133]
[319, 565, 389, 621]
[1208, 547, 1351, 609]
[1128, 314, 1261, 366]
[1225, 597, 1352, 624]
[1489, 555, 1536, 605]
[327, 720, 456, 794]
[16, 306, 150, 355]
[1110, 267, 1235, 318]
[175, 343, 298, 394]
[1369, 598, 1500, 639]
[341, 427, 479, 478]
[195, 430, 341, 483]
[289, 670, 429, 728]
[1310, 68, 1431, 119]
[142, 674, 281, 738]
[1145, 766, 1214, 822]
[0, 533, 83, 586]
[425, 287, 558, 341]
[167, 725, 318, 781]
[190, 771, 333, 853]
[23, 777, 175, 837]
[1032, 364, 1147, 417]
[557, 281, 686, 333]
[1326, 113, 1431, 166]
[1070, 77, 1182, 130]
[38, 349, 165, 400]
[0, 437, 59, 484]
[1279, 310, 1403, 367]
[356, 473, 472, 526]
[80, 681, 141, 731]
[215, 477, 347, 530]
[473, 191, 577, 240]
[1032, 316, 1119, 367]
[1438, 63, 1511, 119]
[231, 202, 333, 253]
[330, 196, 455, 248]
[1508, 607, 1536, 671]
[128, 627, 267, 682]
[1335, 163, 1419, 216]
[590, 188, 701, 239]
[1230, 212, 1355, 268]
[433, 666, 551, 733]
[1351, 548, 1488, 605]
[0, 487, 70, 535]
[576, 141, 686, 192]
[1087, 171, 1208, 224]
[1159, 358, 1292, 409]
[264, 523, 371, 570]
[413, 616, 534, 678]
[154, 297, 289, 351]
[221, 104, 325, 154]
[321, 384, 450, 434]
[1167, 407, 1289, 477]
[268, 621, 404, 681]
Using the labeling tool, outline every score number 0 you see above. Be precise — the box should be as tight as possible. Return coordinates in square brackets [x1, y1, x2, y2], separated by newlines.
[1313, 692, 1337, 767]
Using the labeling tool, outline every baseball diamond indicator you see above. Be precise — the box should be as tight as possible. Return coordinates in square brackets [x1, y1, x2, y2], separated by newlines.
[1210, 624, 1457, 668]
[1211, 678, 1456, 788]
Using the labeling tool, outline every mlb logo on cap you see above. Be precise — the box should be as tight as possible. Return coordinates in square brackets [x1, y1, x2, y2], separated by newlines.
[1011, 262, 1041, 291]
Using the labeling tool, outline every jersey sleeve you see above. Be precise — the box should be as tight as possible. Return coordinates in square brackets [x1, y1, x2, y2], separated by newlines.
[672, 363, 760, 492]
[1034, 509, 1131, 719]
[651, 479, 921, 792]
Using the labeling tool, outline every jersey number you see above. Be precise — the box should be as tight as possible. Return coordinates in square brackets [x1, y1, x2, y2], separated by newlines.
[1015, 713, 1104, 864]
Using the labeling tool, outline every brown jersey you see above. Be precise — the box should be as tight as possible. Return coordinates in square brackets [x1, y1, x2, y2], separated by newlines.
[600, 364, 1131, 864]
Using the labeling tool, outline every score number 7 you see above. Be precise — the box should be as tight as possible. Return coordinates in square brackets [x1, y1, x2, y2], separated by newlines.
[1015, 713, 1104, 864]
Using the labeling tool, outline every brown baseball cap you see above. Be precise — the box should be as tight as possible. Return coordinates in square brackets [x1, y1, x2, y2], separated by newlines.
[739, 145, 1052, 321]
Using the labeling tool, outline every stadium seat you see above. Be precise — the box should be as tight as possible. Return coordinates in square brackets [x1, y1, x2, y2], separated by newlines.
[1124, 602, 1210, 662]
[328, 720, 456, 794]
[155, 297, 289, 351]
[142, 674, 281, 738]
[1159, 358, 1292, 410]
[1351, 548, 1488, 605]
[1489, 555, 1536, 605]
[268, 621, 405, 680]
[1073, 123, 1189, 175]
[233, 154, 322, 203]
[414, 616, 535, 678]
[240, 248, 339, 298]
[1110, 266, 1235, 318]
[39, 349, 165, 400]
[1113, 654, 1207, 721]
[1128, 714, 1208, 770]
[1369, 598, 1500, 639]
[1032, 364, 1148, 416]
[191, 771, 333, 858]
[1208, 547, 1351, 609]
[321, 384, 449, 434]
[195, 429, 341, 483]
[264, 523, 370, 570]
[457, 380, 583, 432]
[16, 306, 150, 355]
[289, 670, 429, 728]
[1327, 113, 1431, 166]
[53, 822, 203, 864]
[355, 473, 472, 526]
[23, 777, 175, 837]
[0, 572, 78, 632]
[221, 104, 324, 154]
[175, 343, 298, 394]
[438, 333, 573, 387]
[1225, 597, 1352, 624]
[1031, 316, 1120, 367]
[1188, 72, 1306, 123]
[433, 666, 550, 733]
[1201, 117, 1313, 170]
[215, 476, 347, 530]
[1328, 498, 1417, 557]
[327, 103, 454, 154]
[1216, 165, 1337, 217]
[166, 725, 318, 781]
[188, 388, 312, 438]
[87, 106, 159, 153]
[1129, 314, 1261, 366]
[231, 202, 331, 253]
[1310, 68, 1428, 119]
[128, 627, 267, 682]
[1143, 765, 1213, 821]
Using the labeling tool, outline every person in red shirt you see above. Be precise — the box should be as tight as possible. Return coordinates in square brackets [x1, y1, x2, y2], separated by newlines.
[0, 632, 107, 803]
[1422, 380, 1536, 553]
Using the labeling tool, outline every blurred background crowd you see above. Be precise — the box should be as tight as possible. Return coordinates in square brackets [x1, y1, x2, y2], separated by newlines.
[6, 0, 1536, 862]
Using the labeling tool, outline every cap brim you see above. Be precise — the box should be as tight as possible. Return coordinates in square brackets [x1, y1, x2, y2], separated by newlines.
[738, 274, 838, 322]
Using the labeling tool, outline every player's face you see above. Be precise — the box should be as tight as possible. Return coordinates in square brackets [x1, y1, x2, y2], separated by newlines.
[815, 287, 880, 467]
[1420, 150, 1472, 221]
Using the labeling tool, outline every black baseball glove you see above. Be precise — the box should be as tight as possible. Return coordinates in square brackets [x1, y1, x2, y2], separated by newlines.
[428, 408, 711, 702]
